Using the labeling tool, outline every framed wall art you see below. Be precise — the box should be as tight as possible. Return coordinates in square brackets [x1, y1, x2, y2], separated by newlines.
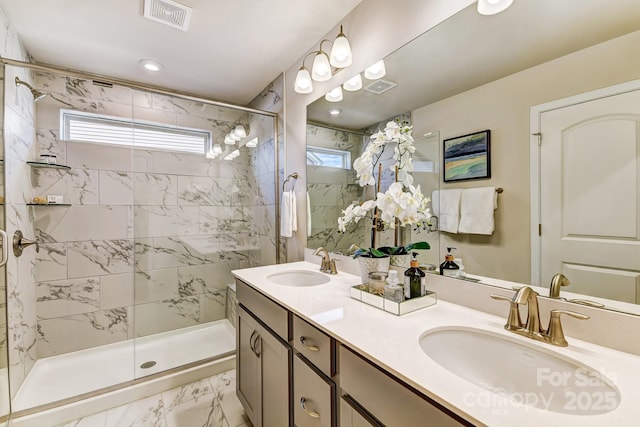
[443, 130, 491, 182]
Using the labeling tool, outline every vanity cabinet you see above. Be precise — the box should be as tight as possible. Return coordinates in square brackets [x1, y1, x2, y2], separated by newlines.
[236, 281, 292, 427]
[236, 277, 472, 427]
[339, 345, 470, 427]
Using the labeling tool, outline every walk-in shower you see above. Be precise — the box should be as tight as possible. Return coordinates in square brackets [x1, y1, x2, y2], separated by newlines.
[0, 61, 279, 418]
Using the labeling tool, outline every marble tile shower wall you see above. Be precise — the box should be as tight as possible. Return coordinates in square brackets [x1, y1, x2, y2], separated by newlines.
[4, 67, 39, 398]
[2, 5, 39, 396]
[30, 72, 274, 358]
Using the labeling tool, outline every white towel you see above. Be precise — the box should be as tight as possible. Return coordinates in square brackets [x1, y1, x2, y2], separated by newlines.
[458, 187, 498, 235]
[306, 192, 312, 237]
[436, 189, 463, 233]
[280, 191, 297, 237]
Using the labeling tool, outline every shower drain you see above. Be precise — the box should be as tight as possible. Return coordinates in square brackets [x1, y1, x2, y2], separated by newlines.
[140, 361, 157, 369]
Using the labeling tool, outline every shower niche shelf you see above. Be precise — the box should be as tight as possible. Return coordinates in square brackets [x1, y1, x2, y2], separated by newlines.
[27, 203, 71, 207]
[27, 161, 71, 170]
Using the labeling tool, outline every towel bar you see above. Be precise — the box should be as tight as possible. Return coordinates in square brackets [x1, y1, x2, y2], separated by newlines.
[283, 172, 298, 192]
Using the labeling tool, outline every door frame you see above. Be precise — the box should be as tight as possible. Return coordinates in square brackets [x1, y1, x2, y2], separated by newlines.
[530, 78, 640, 286]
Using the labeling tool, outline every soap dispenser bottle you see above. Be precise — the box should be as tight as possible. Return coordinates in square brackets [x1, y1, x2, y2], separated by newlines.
[404, 252, 426, 299]
[440, 247, 460, 277]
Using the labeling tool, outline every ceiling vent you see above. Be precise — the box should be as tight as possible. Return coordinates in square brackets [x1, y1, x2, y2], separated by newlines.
[363, 79, 398, 95]
[143, 0, 192, 31]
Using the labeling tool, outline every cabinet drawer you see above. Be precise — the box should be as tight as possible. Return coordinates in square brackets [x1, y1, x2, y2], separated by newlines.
[293, 315, 334, 376]
[339, 345, 470, 427]
[294, 354, 335, 427]
[236, 279, 289, 341]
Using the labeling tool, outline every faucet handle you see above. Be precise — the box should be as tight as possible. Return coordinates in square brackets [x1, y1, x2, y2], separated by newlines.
[329, 258, 339, 275]
[546, 309, 589, 347]
[490, 294, 523, 331]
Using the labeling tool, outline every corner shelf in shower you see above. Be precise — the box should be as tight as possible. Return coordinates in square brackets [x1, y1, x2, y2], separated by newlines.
[26, 161, 71, 170]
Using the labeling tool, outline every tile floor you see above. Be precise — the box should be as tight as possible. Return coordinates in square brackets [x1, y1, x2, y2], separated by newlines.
[52, 369, 250, 427]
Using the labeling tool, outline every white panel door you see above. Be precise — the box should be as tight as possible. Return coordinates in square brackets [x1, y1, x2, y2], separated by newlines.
[540, 89, 640, 303]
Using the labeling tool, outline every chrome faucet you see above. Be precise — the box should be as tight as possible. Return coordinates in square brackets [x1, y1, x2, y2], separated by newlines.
[313, 247, 338, 274]
[491, 286, 589, 347]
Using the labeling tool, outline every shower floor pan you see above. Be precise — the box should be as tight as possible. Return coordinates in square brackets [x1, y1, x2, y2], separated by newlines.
[12, 319, 235, 411]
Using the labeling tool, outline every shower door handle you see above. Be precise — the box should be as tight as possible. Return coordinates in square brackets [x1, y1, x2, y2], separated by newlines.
[0, 230, 7, 267]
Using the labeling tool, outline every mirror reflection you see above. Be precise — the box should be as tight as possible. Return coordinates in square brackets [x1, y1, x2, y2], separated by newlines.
[306, 0, 640, 315]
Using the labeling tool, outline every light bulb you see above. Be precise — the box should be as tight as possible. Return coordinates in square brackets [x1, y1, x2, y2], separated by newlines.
[311, 51, 331, 82]
[213, 143, 222, 154]
[224, 134, 235, 145]
[364, 60, 386, 80]
[330, 26, 352, 68]
[245, 137, 258, 148]
[234, 125, 247, 139]
[343, 73, 362, 91]
[477, 0, 514, 15]
[325, 86, 343, 102]
[294, 67, 313, 94]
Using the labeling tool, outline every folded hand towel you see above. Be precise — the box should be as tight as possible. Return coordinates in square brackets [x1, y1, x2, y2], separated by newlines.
[280, 191, 297, 237]
[458, 187, 497, 235]
[436, 189, 463, 233]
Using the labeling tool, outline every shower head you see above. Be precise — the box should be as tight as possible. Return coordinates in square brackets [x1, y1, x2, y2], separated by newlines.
[15, 77, 48, 102]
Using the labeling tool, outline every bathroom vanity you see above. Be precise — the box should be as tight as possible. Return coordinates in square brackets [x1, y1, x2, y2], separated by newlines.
[233, 262, 640, 427]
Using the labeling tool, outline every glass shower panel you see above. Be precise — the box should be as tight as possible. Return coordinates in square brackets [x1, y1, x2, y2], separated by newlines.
[131, 91, 276, 377]
[5, 66, 136, 411]
[0, 64, 10, 421]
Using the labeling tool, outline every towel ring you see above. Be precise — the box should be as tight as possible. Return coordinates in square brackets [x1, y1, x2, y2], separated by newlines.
[283, 172, 298, 192]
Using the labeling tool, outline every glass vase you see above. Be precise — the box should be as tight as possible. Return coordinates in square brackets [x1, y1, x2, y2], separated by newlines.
[357, 256, 390, 284]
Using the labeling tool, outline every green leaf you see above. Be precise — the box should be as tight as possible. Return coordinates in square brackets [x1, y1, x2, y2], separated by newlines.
[405, 241, 430, 251]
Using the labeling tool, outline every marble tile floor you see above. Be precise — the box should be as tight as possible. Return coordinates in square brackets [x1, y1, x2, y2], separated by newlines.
[48, 369, 251, 427]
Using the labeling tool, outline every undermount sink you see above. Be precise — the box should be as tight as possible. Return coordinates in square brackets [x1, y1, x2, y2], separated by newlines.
[267, 270, 331, 287]
[419, 328, 620, 414]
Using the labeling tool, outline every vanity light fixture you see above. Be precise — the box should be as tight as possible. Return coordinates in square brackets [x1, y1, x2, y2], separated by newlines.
[364, 59, 386, 80]
[477, 0, 514, 15]
[245, 137, 258, 148]
[224, 134, 235, 145]
[325, 86, 343, 102]
[329, 25, 353, 68]
[213, 143, 223, 154]
[139, 59, 163, 72]
[343, 73, 363, 91]
[294, 24, 353, 94]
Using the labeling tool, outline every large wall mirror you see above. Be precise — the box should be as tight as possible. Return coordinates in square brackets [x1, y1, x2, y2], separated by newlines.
[306, 0, 640, 315]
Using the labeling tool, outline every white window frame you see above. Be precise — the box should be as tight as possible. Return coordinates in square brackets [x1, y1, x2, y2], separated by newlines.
[60, 109, 212, 154]
[306, 145, 351, 169]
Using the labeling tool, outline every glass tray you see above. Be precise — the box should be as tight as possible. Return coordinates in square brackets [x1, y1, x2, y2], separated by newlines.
[350, 284, 437, 316]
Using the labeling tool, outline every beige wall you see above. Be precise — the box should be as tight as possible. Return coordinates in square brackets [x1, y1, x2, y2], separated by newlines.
[412, 29, 640, 284]
[284, 0, 476, 260]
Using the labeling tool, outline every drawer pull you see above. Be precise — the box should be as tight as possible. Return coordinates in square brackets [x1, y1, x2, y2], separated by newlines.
[300, 397, 320, 419]
[299, 336, 320, 352]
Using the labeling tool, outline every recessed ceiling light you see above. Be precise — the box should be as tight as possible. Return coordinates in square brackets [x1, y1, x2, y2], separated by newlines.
[328, 108, 341, 116]
[140, 59, 163, 72]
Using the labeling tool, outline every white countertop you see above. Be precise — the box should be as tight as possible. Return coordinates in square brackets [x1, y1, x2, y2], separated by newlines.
[232, 261, 640, 427]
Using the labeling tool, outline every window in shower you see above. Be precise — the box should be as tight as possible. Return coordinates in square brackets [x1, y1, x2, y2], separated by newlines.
[306, 145, 351, 169]
[60, 109, 212, 154]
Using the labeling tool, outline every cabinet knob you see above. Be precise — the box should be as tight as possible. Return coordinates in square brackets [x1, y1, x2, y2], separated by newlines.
[299, 336, 320, 352]
[300, 397, 320, 419]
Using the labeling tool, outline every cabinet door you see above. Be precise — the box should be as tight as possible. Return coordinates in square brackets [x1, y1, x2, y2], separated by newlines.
[340, 397, 383, 427]
[260, 322, 292, 427]
[237, 306, 261, 427]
